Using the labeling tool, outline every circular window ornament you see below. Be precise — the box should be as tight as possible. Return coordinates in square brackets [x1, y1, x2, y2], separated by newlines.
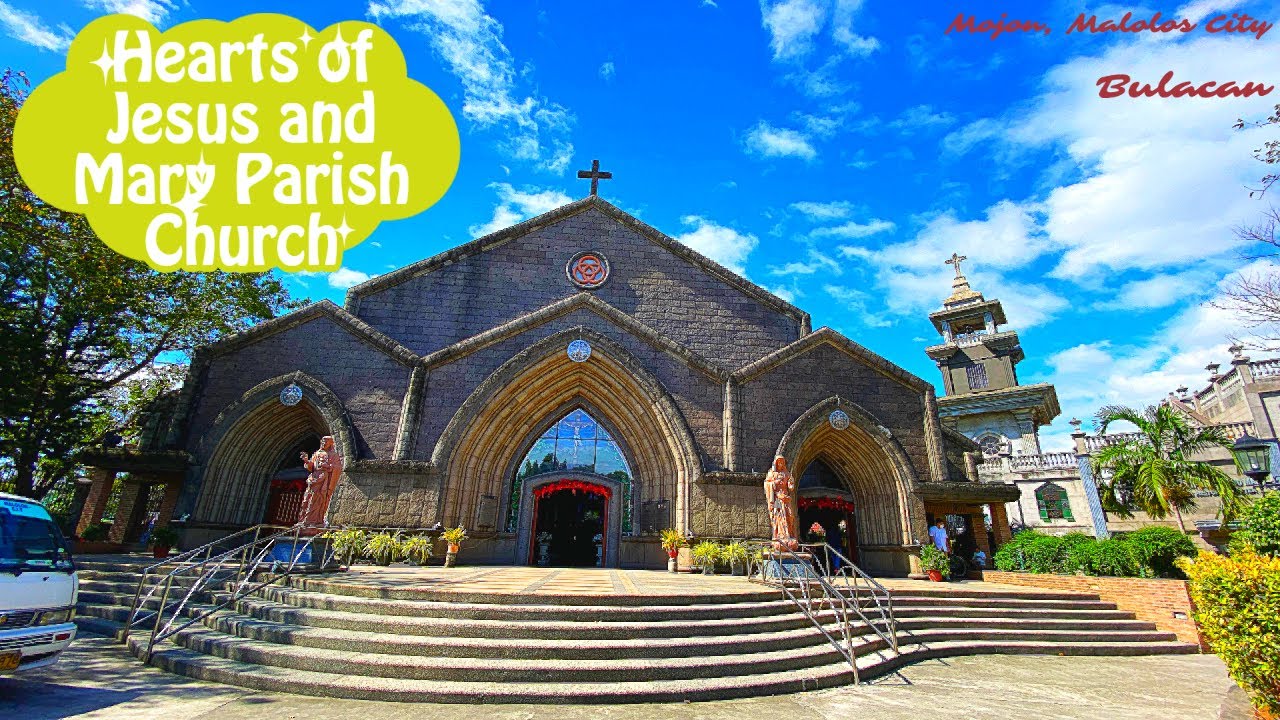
[280, 382, 303, 407]
[566, 251, 610, 289]
[567, 339, 592, 363]
[828, 409, 850, 430]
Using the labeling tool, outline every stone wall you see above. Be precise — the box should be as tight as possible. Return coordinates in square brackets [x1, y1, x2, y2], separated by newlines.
[981, 570, 1204, 648]
[689, 481, 770, 539]
[737, 343, 930, 479]
[351, 206, 802, 370]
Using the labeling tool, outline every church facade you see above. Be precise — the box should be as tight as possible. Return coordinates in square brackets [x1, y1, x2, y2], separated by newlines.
[90, 196, 1018, 575]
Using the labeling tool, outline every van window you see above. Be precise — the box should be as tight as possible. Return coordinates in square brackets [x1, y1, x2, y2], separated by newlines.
[0, 499, 74, 574]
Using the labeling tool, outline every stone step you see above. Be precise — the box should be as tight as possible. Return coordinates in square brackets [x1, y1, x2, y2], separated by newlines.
[217, 594, 835, 639]
[890, 605, 1137, 620]
[196, 607, 838, 659]
[76, 603, 136, 623]
[141, 641, 859, 703]
[874, 586, 1103, 602]
[246, 585, 798, 622]
[74, 614, 127, 641]
[281, 575, 782, 606]
[164, 625, 848, 682]
[78, 577, 209, 594]
[79, 590, 213, 609]
[136, 635, 1198, 703]
[863, 595, 1119, 611]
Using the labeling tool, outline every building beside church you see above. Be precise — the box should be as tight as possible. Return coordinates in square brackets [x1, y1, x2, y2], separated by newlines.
[73, 193, 1020, 575]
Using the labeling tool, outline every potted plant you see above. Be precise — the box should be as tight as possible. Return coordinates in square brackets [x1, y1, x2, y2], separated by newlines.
[535, 532, 552, 566]
[919, 544, 951, 582]
[80, 522, 110, 542]
[402, 534, 434, 566]
[324, 528, 369, 566]
[365, 532, 403, 566]
[722, 541, 749, 576]
[692, 540, 721, 575]
[148, 526, 180, 559]
[660, 528, 687, 572]
[441, 526, 467, 567]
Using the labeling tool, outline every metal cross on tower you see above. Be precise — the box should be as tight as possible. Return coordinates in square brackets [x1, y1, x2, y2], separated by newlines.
[577, 159, 612, 196]
[945, 252, 967, 277]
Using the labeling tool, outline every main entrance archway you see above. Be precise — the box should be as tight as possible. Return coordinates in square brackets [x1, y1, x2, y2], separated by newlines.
[797, 457, 859, 566]
[530, 479, 610, 567]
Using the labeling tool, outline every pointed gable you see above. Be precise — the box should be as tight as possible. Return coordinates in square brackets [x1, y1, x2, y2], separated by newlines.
[346, 197, 809, 370]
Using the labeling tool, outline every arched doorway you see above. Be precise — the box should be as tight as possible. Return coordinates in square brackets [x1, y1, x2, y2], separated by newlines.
[778, 397, 919, 576]
[192, 374, 352, 532]
[509, 408, 635, 567]
[531, 479, 610, 567]
[797, 457, 859, 566]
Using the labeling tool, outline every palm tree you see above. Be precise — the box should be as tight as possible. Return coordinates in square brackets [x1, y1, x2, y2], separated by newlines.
[1092, 404, 1248, 533]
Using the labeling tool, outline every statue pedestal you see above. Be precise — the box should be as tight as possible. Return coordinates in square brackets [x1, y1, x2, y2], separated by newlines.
[761, 552, 819, 585]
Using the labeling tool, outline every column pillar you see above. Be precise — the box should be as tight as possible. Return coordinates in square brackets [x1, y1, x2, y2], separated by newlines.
[1073, 427, 1110, 539]
[108, 478, 147, 543]
[75, 467, 116, 536]
[989, 502, 1013, 549]
[153, 476, 184, 529]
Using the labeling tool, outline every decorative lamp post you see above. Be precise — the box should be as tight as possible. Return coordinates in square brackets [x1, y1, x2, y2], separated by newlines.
[1231, 433, 1272, 488]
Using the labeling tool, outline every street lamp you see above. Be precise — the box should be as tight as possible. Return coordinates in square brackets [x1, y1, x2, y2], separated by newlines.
[1231, 433, 1273, 487]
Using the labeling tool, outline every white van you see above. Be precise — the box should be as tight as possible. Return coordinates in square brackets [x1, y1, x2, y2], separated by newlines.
[0, 492, 78, 674]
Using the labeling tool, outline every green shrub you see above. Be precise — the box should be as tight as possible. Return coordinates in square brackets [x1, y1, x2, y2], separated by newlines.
[1233, 491, 1280, 558]
[148, 526, 180, 549]
[323, 528, 369, 565]
[1179, 549, 1280, 714]
[691, 540, 721, 569]
[918, 544, 950, 578]
[364, 532, 403, 565]
[721, 541, 749, 566]
[993, 530, 1041, 571]
[1121, 526, 1197, 578]
[80, 522, 109, 541]
[1067, 538, 1143, 577]
[402, 535, 434, 565]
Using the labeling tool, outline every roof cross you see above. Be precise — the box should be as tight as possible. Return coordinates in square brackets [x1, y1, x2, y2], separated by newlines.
[945, 252, 967, 278]
[576, 159, 612, 196]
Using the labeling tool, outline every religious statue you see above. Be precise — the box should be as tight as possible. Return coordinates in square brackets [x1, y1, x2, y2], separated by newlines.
[764, 455, 799, 552]
[299, 436, 342, 529]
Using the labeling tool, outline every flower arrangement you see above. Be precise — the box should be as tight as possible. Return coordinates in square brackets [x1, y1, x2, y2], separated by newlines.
[808, 522, 826, 538]
[659, 528, 687, 557]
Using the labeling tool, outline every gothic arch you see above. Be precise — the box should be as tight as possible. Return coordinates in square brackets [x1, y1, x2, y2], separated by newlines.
[190, 372, 355, 528]
[433, 326, 702, 540]
[776, 396, 919, 554]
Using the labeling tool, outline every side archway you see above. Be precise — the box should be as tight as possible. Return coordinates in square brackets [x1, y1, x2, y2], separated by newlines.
[776, 396, 920, 573]
[433, 327, 702, 559]
[189, 372, 355, 529]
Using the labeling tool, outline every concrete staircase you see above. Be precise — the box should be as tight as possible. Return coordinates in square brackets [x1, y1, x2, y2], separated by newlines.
[73, 559, 1199, 703]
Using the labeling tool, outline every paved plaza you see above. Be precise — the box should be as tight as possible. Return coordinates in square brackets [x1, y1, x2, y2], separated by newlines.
[0, 633, 1246, 720]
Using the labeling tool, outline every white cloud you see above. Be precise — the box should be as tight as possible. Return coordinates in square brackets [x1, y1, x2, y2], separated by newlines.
[673, 216, 758, 276]
[368, 0, 574, 173]
[760, 0, 825, 60]
[770, 248, 842, 276]
[824, 285, 892, 327]
[83, 0, 175, 24]
[766, 284, 796, 303]
[790, 200, 855, 220]
[470, 182, 573, 237]
[743, 121, 817, 161]
[889, 104, 956, 132]
[599, 61, 615, 81]
[814, 218, 896, 239]
[1093, 270, 1214, 311]
[0, 2, 72, 51]
[327, 266, 371, 289]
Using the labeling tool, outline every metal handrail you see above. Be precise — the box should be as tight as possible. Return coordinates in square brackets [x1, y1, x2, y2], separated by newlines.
[759, 545, 862, 683]
[801, 542, 898, 653]
[122, 523, 338, 661]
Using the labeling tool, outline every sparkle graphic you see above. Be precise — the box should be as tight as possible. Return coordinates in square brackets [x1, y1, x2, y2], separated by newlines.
[90, 43, 114, 80]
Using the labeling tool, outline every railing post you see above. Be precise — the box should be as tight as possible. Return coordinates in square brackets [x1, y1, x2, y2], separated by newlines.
[146, 574, 173, 663]
[121, 569, 148, 643]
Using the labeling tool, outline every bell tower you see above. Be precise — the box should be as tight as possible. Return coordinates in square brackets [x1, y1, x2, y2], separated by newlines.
[925, 253, 1024, 396]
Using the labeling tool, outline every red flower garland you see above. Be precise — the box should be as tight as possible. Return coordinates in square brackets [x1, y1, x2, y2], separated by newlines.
[533, 479, 612, 500]
[799, 496, 856, 514]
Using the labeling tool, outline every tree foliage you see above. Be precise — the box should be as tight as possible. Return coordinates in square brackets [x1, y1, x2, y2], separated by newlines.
[1220, 104, 1280, 348]
[1180, 549, 1280, 714]
[0, 70, 299, 498]
[1092, 404, 1248, 531]
[1233, 491, 1280, 558]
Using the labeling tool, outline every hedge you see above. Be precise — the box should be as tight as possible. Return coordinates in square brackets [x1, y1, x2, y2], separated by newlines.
[1180, 549, 1280, 714]
[993, 527, 1195, 578]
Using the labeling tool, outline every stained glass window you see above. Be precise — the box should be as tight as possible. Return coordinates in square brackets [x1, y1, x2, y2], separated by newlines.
[1035, 482, 1074, 522]
[506, 409, 635, 534]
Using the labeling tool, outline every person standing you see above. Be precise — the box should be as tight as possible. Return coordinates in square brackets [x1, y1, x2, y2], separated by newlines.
[929, 518, 951, 554]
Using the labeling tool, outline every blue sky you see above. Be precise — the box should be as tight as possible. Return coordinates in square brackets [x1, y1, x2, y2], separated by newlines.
[5, 0, 1280, 450]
